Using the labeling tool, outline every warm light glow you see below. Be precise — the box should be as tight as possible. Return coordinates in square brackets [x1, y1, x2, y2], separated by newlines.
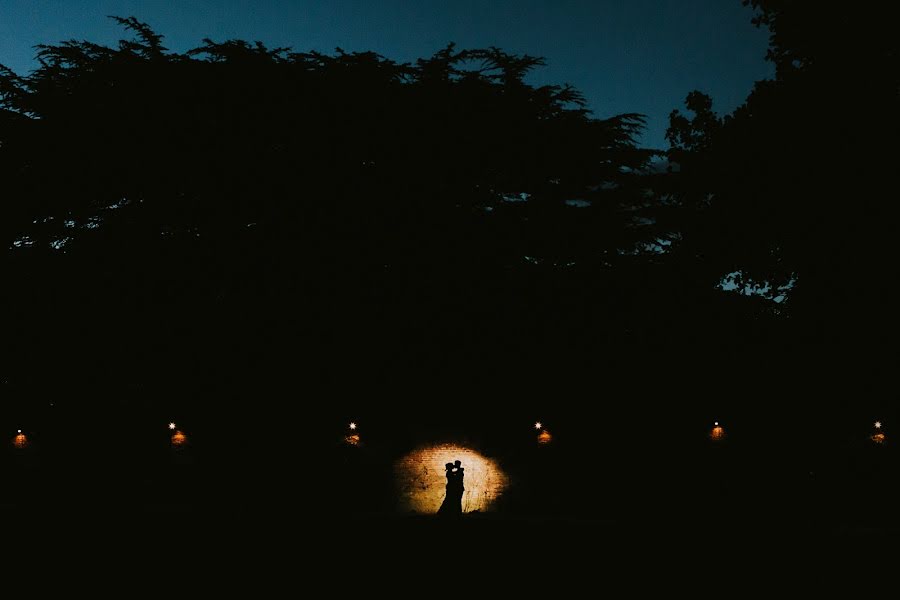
[171, 430, 187, 447]
[394, 444, 509, 514]
[537, 430, 552, 444]
[345, 433, 361, 446]
[872, 432, 886, 444]
[13, 432, 28, 449]
[168, 422, 177, 430]
[534, 421, 542, 430]
[875, 421, 882, 429]
[710, 424, 726, 441]
[349, 422, 357, 430]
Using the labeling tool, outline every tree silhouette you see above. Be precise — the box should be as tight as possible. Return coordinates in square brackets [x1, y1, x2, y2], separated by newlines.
[665, 0, 899, 344]
[1, 17, 675, 405]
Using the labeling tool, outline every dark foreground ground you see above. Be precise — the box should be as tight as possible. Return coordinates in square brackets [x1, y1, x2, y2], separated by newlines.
[2, 512, 894, 592]
[5, 445, 899, 569]
[3, 479, 896, 589]
[4, 502, 897, 561]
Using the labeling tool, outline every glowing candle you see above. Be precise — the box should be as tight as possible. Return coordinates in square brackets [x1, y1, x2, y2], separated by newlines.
[872, 421, 886, 444]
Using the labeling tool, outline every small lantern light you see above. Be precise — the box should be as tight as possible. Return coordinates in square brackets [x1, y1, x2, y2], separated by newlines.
[13, 430, 28, 449]
[171, 429, 187, 448]
[710, 422, 725, 442]
[537, 430, 552, 444]
[345, 421, 361, 445]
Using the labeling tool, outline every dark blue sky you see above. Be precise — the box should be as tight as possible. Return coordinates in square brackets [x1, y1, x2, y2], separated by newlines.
[0, 0, 773, 148]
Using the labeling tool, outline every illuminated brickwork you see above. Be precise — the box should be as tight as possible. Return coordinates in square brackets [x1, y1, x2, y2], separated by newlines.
[394, 444, 508, 514]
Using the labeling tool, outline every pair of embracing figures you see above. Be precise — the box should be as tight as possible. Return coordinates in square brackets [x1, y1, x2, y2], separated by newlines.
[437, 460, 465, 515]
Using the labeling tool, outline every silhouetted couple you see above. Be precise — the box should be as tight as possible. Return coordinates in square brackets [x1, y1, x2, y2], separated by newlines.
[438, 460, 465, 516]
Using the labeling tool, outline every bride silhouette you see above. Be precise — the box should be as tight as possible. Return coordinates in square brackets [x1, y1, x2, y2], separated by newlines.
[438, 460, 465, 515]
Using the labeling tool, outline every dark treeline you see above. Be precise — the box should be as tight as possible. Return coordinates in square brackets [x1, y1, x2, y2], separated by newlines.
[0, 17, 661, 401]
[666, 1, 899, 343]
[0, 3, 898, 516]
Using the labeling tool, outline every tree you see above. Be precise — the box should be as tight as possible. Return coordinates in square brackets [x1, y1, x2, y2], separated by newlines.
[665, 1, 900, 343]
[1, 18, 673, 409]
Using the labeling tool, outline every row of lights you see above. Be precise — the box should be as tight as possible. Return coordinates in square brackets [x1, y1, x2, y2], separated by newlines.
[342, 421, 555, 447]
[10, 422, 189, 450]
[711, 421, 886, 444]
[339, 420, 889, 447]
[10, 419, 889, 450]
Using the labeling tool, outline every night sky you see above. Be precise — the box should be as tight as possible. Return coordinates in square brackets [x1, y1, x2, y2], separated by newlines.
[0, 0, 773, 149]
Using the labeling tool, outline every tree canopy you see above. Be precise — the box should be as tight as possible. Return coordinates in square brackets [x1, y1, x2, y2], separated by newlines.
[1, 18, 684, 404]
[666, 0, 899, 344]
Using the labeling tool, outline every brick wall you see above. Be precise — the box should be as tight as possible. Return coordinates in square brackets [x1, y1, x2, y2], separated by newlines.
[393, 443, 508, 514]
